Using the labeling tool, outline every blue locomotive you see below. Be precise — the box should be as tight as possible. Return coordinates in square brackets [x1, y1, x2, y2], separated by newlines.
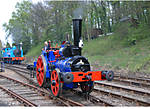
[34, 19, 114, 97]
[1, 43, 25, 64]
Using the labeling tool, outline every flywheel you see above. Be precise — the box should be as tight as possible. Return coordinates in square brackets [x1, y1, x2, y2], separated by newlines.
[36, 55, 46, 87]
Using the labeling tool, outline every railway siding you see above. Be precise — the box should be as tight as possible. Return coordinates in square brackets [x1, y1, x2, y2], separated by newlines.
[3, 64, 150, 106]
[95, 81, 150, 95]
[0, 74, 84, 106]
[94, 82, 150, 106]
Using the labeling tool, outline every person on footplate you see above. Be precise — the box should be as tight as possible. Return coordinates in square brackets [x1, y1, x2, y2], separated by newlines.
[43, 41, 48, 51]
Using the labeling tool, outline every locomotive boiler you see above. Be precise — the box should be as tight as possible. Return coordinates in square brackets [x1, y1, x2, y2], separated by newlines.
[35, 19, 114, 97]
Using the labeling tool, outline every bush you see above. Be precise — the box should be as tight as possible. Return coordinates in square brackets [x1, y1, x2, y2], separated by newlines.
[113, 22, 130, 40]
[112, 22, 150, 47]
[128, 24, 150, 44]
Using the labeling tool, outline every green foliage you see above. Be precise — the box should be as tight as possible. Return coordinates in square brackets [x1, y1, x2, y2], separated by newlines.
[83, 35, 150, 73]
[6, 42, 11, 48]
[3, 0, 150, 69]
[83, 36, 117, 56]
[12, 43, 16, 46]
[83, 19, 150, 73]
[112, 22, 150, 47]
[3, 1, 84, 55]
[113, 23, 130, 38]
[26, 44, 43, 57]
[3, 0, 32, 54]
[128, 24, 150, 42]
[0, 40, 2, 48]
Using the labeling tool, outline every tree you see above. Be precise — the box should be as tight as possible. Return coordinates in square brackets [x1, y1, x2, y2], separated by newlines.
[3, 1, 150, 55]
[6, 42, 11, 48]
[0, 40, 2, 48]
[3, 1, 32, 54]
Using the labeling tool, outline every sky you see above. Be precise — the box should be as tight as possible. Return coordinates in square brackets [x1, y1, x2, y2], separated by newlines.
[0, 0, 43, 47]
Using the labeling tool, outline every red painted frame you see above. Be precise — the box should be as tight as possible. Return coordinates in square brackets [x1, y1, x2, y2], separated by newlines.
[71, 71, 105, 82]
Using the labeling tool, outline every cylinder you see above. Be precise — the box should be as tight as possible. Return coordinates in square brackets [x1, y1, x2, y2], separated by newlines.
[62, 72, 74, 84]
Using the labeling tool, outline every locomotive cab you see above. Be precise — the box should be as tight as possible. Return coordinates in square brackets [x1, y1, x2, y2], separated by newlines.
[60, 44, 81, 57]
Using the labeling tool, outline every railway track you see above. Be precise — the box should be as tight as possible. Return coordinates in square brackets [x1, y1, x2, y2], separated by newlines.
[94, 82, 150, 106]
[9, 64, 150, 87]
[0, 85, 37, 106]
[114, 75, 150, 88]
[4, 63, 150, 106]
[0, 74, 84, 106]
[70, 89, 115, 106]
[5, 64, 38, 87]
[4, 64, 115, 106]
[7, 64, 150, 89]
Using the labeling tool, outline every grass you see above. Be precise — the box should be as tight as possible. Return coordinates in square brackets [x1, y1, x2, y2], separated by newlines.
[25, 22, 150, 73]
[83, 35, 150, 73]
[25, 44, 43, 63]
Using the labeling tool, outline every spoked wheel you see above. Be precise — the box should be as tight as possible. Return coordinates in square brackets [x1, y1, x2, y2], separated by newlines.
[50, 68, 62, 97]
[80, 82, 94, 93]
[36, 55, 46, 87]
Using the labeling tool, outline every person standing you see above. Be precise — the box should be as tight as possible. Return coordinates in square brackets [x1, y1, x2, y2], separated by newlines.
[44, 41, 48, 50]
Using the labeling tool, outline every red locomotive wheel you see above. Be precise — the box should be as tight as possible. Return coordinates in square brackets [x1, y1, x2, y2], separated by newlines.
[50, 69, 62, 97]
[36, 55, 46, 87]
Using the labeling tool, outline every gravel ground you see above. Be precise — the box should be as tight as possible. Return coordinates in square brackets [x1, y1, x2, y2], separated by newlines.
[2, 64, 150, 106]
[94, 83, 150, 106]
[0, 89, 21, 106]
[0, 69, 28, 83]
[91, 90, 135, 106]
[0, 68, 101, 106]
[0, 71, 58, 106]
[61, 89, 98, 106]
[0, 102, 8, 106]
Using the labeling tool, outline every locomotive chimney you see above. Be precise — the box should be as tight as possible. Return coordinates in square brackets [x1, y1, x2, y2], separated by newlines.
[72, 19, 82, 55]
[72, 19, 82, 47]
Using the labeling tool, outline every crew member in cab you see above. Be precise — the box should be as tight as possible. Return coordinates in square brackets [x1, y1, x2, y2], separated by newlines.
[43, 41, 48, 51]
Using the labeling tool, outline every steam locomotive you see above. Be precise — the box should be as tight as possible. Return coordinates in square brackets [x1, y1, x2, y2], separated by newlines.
[34, 19, 114, 97]
[0, 43, 25, 64]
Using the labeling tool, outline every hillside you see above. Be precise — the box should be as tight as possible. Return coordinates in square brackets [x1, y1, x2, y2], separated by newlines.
[83, 24, 150, 75]
[25, 22, 150, 77]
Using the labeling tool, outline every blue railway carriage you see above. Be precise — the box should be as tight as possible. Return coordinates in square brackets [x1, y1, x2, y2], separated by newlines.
[1, 43, 25, 64]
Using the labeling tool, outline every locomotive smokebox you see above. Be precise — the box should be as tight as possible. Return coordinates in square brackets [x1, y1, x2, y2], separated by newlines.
[73, 19, 82, 55]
